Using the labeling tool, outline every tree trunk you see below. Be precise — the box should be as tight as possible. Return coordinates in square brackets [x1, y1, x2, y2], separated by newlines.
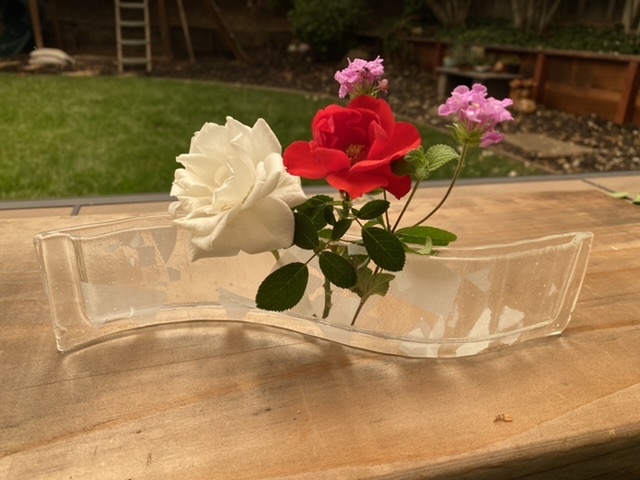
[510, 0, 562, 33]
[622, 0, 640, 34]
[423, 0, 472, 27]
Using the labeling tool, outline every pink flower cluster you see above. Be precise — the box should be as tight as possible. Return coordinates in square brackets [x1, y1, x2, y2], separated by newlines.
[438, 84, 513, 147]
[334, 56, 389, 99]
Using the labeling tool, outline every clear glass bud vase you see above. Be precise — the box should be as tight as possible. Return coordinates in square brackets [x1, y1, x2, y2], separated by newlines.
[34, 215, 593, 358]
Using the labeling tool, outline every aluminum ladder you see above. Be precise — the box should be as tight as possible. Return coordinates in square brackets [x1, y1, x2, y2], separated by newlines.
[114, 0, 152, 73]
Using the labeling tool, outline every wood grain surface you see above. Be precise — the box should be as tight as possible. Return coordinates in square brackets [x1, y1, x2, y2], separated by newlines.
[1, 177, 639, 479]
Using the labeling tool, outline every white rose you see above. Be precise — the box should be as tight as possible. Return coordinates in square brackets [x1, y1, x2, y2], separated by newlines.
[169, 117, 307, 259]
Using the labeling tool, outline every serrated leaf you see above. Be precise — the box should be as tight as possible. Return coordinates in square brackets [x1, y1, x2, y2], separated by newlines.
[390, 157, 413, 176]
[319, 252, 358, 288]
[293, 212, 319, 250]
[396, 226, 457, 246]
[425, 144, 460, 172]
[256, 262, 309, 311]
[361, 227, 406, 272]
[331, 218, 352, 240]
[396, 147, 426, 177]
[356, 200, 390, 220]
[352, 268, 395, 300]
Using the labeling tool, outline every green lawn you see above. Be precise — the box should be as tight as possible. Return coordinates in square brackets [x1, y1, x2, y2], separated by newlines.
[0, 74, 543, 200]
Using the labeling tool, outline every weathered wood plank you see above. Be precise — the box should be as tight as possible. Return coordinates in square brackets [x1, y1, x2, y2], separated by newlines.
[1, 186, 639, 479]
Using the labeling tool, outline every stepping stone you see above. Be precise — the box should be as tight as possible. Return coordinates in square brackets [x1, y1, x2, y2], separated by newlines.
[504, 133, 593, 158]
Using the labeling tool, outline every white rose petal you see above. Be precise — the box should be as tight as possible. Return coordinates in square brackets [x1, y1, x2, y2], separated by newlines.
[170, 117, 307, 259]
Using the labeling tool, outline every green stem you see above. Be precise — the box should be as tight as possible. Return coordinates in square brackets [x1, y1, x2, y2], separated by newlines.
[412, 144, 468, 227]
[350, 263, 381, 326]
[350, 297, 367, 326]
[383, 190, 391, 231]
[391, 178, 422, 233]
[322, 276, 333, 319]
[340, 191, 351, 220]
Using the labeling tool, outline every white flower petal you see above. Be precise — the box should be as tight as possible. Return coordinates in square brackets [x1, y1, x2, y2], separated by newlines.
[177, 153, 226, 187]
[169, 118, 304, 258]
[243, 154, 282, 208]
[252, 118, 282, 158]
[274, 171, 307, 208]
[233, 196, 296, 254]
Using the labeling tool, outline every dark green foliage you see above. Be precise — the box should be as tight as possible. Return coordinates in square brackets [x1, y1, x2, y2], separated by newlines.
[361, 226, 406, 272]
[288, 0, 367, 60]
[433, 20, 640, 55]
[293, 212, 320, 250]
[319, 252, 358, 288]
[256, 262, 309, 311]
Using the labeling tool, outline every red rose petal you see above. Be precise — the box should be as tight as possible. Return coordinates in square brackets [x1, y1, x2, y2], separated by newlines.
[283, 142, 350, 180]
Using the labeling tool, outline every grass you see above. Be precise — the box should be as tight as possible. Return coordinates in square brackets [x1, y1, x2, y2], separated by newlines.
[0, 74, 542, 201]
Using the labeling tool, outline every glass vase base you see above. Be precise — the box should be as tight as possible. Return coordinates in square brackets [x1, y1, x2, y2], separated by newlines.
[34, 215, 593, 358]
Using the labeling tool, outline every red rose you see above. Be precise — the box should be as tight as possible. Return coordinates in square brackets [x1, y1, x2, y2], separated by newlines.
[283, 96, 421, 199]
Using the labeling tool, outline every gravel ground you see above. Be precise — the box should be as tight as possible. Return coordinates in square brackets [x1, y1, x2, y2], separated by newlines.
[9, 50, 639, 175]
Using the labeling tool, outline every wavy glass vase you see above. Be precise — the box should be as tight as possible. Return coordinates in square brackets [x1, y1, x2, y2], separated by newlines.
[34, 215, 593, 358]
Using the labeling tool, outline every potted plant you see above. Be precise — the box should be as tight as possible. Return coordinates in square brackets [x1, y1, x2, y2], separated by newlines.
[496, 55, 521, 74]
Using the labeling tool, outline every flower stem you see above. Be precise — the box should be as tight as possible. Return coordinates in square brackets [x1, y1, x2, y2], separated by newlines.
[391, 178, 422, 232]
[350, 297, 367, 326]
[382, 191, 391, 230]
[412, 144, 468, 227]
[322, 277, 333, 319]
[340, 191, 352, 220]
[350, 263, 381, 326]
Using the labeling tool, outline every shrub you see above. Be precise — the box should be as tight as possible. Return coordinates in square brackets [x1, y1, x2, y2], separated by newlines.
[288, 0, 366, 61]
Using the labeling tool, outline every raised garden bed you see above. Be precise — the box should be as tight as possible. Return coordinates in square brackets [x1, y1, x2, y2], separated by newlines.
[406, 38, 640, 126]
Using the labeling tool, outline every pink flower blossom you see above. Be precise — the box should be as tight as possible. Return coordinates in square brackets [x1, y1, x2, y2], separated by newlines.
[438, 84, 513, 147]
[334, 56, 388, 99]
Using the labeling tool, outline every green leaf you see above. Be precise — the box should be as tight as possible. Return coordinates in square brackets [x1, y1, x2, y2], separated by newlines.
[397, 146, 459, 180]
[323, 206, 337, 226]
[364, 218, 384, 228]
[352, 268, 395, 300]
[349, 254, 370, 269]
[319, 252, 358, 288]
[424, 144, 460, 173]
[361, 227, 406, 272]
[356, 199, 390, 219]
[296, 194, 334, 211]
[390, 157, 414, 177]
[634, 194, 640, 205]
[295, 194, 334, 230]
[610, 191, 629, 199]
[293, 212, 319, 250]
[396, 147, 426, 177]
[256, 262, 309, 312]
[318, 228, 333, 240]
[417, 236, 433, 255]
[331, 218, 352, 240]
[396, 226, 457, 246]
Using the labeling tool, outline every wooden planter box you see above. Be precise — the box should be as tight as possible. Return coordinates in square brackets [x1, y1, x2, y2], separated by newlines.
[406, 38, 640, 126]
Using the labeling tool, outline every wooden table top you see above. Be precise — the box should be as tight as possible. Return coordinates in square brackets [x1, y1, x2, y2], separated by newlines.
[1, 175, 640, 479]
